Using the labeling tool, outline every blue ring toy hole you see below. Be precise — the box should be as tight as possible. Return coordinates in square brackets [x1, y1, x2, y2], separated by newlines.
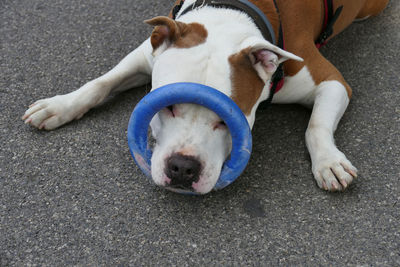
[127, 83, 252, 194]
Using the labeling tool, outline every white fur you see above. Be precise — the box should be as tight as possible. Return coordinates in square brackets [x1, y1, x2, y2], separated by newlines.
[150, 104, 231, 194]
[273, 66, 317, 107]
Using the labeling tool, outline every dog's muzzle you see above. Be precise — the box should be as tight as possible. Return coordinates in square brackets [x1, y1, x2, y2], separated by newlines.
[127, 82, 252, 194]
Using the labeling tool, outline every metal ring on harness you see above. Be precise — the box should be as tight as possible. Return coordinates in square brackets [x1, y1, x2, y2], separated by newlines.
[127, 82, 252, 193]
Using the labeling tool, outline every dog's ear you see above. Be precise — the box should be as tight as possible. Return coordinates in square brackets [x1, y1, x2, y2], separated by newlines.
[252, 49, 280, 76]
[145, 16, 208, 55]
[145, 16, 181, 51]
[240, 36, 303, 82]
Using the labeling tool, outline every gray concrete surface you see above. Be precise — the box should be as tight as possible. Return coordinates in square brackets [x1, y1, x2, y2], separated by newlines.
[1, 0, 399, 266]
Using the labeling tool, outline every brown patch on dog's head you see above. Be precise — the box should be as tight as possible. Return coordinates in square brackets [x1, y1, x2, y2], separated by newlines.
[229, 48, 265, 115]
[145, 16, 208, 50]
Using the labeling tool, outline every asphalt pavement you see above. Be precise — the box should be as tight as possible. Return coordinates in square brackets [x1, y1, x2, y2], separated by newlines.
[1, 0, 399, 265]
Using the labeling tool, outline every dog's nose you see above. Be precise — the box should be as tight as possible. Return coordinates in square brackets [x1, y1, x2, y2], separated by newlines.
[165, 154, 201, 189]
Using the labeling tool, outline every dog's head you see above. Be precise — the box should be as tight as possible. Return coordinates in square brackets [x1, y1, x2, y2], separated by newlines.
[146, 14, 302, 194]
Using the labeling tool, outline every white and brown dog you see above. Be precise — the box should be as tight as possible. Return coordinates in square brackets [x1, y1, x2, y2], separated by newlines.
[22, 0, 388, 194]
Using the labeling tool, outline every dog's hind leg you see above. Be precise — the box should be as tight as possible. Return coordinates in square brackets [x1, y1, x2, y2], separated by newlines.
[22, 39, 153, 130]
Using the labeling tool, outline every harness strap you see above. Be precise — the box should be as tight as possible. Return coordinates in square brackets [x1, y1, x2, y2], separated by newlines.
[172, 0, 185, 19]
[316, 0, 343, 48]
[264, 0, 285, 105]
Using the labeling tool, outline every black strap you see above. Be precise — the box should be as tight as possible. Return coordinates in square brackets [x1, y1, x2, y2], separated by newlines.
[172, 0, 185, 20]
[272, 0, 283, 49]
[316, 2, 343, 46]
[176, 0, 277, 45]
[263, 0, 284, 108]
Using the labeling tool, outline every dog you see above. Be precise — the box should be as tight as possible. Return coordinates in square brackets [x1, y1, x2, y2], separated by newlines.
[22, 0, 389, 194]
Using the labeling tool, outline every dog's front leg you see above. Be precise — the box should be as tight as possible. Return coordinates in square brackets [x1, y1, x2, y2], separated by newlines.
[22, 39, 153, 130]
[306, 81, 358, 191]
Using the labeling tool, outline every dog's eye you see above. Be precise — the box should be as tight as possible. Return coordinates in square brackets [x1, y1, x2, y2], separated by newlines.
[164, 105, 175, 117]
[213, 121, 227, 130]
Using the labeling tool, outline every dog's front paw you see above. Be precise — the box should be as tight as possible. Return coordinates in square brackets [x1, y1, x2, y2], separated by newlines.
[21, 94, 86, 130]
[312, 149, 358, 192]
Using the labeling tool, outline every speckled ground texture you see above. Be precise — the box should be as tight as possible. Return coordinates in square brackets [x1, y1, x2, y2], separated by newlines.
[1, 0, 399, 266]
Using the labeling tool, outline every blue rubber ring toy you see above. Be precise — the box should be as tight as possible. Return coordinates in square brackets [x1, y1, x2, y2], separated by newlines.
[127, 82, 252, 192]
